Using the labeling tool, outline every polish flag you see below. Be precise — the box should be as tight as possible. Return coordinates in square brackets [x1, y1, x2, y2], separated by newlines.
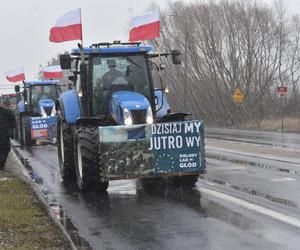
[129, 10, 160, 41]
[49, 8, 82, 43]
[4, 67, 25, 82]
[43, 65, 63, 79]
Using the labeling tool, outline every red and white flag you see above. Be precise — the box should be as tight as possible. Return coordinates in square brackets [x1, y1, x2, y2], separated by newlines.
[49, 8, 82, 43]
[4, 67, 25, 82]
[43, 65, 63, 79]
[129, 10, 160, 42]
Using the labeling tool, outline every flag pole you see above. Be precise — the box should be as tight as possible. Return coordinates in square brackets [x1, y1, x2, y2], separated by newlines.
[79, 8, 85, 63]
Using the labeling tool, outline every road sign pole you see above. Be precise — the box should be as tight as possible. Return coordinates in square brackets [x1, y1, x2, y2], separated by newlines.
[281, 96, 284, 133]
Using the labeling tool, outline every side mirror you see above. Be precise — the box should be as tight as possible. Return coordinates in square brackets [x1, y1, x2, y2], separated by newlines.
[171, 50, 182, 65]
[15, 85, 20, 93]
[60, 54, 71, 69]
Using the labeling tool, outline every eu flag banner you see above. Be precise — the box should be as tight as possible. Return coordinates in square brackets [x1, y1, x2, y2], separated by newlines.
[99, 121, 205, 179]
[30, 116, 57, 139]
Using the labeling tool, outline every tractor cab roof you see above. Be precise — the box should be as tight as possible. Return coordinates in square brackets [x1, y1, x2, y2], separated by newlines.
[24, 80, 59, 87]
[71, 42, 153, 56]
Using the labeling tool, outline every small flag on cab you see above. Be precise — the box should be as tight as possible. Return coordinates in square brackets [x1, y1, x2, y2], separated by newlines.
[4, 67, 26, 82]
[42, 65, 63, 79]
[49, 8, 82, 43]
[129, 10, 160, 42]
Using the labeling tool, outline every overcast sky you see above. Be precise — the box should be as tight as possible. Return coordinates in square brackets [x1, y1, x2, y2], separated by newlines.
[0, 0, 300, 94]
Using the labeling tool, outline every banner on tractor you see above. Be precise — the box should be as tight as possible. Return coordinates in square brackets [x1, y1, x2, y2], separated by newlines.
[99, 120, 205, 179]
[30, 116, 57, 139]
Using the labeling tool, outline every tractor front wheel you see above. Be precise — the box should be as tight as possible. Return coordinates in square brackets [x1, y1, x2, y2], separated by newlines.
[169, 174, 199, 187]
[22, 116, 35, 146]
[74, 127, 108, 192]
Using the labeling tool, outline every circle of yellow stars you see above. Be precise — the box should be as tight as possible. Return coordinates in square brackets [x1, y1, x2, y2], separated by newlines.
[155, 153, 176, 173]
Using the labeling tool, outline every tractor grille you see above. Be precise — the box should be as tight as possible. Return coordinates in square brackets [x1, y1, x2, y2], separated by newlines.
[43, 107, 53, 116]
[131, 109, 146, 124]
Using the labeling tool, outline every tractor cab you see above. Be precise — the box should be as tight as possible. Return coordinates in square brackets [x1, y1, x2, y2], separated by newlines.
[15, 80, 59, 145]
[20, 80, 59, 117]
[61, 42, 181, 125]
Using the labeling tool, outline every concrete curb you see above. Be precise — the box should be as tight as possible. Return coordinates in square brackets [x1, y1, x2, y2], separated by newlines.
[7, 149, 78, 250]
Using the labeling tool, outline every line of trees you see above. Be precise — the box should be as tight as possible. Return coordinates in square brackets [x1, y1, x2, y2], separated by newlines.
[156, 0, 300, 126]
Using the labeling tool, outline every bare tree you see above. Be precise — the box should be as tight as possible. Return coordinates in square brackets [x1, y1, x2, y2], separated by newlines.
[155, 0, 300, 126]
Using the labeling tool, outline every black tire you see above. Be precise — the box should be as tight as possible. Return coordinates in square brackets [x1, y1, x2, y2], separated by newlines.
[74, 127, 108, 192]
[16, 115, 22, 142]
[22, 116, 35, 146]
[169, 174, 199, 187]
[140, 177, 165, 193]
[57, 118, 75, 181]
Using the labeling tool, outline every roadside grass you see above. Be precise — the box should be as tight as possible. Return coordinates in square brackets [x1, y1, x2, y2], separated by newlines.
[0, 171, 70, 249]
[240, 117, 300, 132]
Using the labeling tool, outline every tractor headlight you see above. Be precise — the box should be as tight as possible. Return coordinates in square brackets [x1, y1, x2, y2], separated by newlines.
[51, 106, 56, 116]
[40, 107, 47, 118]
[123, 108, 133, 125]
[146, 106, 153, 124]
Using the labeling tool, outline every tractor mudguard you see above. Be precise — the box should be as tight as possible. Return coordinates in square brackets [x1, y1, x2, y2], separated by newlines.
[99, 120, 205, 180]
[59, 90, 82, 124]
[154, 89, 171, 119]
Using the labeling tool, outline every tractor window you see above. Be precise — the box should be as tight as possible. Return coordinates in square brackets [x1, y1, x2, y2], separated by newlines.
[92, 55, 151, 116]
[31, 85, 58, 108]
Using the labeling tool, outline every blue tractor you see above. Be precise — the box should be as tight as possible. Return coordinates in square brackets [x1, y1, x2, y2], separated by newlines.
[58, 41, 205, 191]
[15, 80, 59, 146]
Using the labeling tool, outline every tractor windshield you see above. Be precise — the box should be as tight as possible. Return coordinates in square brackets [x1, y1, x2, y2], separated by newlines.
[92, 54, 151, 116]
[31, 85, 58, 107]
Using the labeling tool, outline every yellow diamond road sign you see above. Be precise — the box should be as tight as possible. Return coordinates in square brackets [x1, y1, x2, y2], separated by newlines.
[232, 88, 245, 103]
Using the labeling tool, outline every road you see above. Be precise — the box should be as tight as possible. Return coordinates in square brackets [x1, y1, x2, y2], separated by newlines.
[12, 128, 300, 250]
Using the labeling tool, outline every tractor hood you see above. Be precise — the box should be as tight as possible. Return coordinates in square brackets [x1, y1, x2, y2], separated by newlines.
[38, 99, 56, 117]
[109, 91, 152, 125]
[38, 98, 55, 108]
[111, 91, 149, 110]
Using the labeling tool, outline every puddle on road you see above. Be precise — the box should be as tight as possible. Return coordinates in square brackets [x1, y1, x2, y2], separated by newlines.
[199, 175, 298, 208]
[207, 153, 299, 176]
[12, 146, 92, 250]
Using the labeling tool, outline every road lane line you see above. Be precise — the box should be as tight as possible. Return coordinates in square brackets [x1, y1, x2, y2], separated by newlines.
[206, 146, 300, 165]
[198, 186, 300, 229]
[271, 177, 296, 182]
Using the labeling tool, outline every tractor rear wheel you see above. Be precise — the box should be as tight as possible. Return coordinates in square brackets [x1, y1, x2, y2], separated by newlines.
[74, 127, 108, 192]
[57, 118, 75, 181]
[22, 116, 35, 146]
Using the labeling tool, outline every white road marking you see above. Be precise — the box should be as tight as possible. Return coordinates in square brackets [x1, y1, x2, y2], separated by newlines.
[271, 177, 296, 182]
[198, 186, 300, 229]
[207, 145, 300, 165]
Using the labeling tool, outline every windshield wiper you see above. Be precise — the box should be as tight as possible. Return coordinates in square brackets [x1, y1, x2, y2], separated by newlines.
[121, 56, 141, 69]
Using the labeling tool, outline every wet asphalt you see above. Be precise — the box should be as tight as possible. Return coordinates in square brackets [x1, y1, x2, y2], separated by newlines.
[12, 129, 300, 249]
[206, 127, 300, 149]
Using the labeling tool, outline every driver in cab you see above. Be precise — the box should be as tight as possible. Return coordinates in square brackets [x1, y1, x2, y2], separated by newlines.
[102, 59, 124, 89]
[94, 59, 127, 116]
